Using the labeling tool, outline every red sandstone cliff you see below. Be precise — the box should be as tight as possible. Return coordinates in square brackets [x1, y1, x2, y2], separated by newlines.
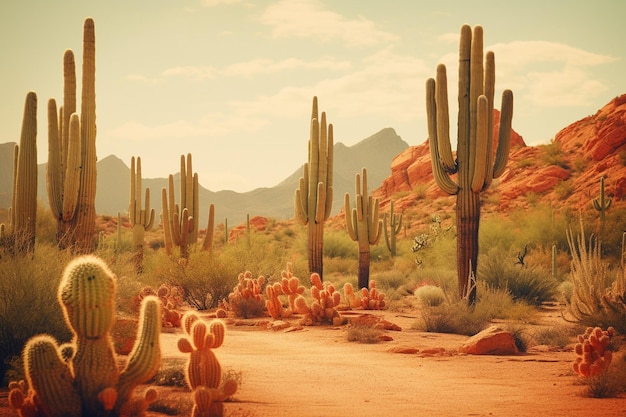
[372, 95, 626, 226]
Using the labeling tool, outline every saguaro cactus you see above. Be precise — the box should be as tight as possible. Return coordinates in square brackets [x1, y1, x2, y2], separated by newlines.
[344, 168, 383, 289]
[383, 199, 402, 257]
[426, 24, 513, 304]
[130, 156, 155, 273]
[46, 18, 98, 252]
[161, 154, 200, 258]
[592, 176, 612, 233]
[294, 96, 334, 279]
[13, 91, 38, 254]
[8, 255, 161, 417]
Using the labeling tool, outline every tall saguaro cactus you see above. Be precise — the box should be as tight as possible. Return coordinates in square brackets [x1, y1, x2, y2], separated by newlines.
[294, 97, 334, 279]
[161, 154, 200, 258]
[46, 17, 97, 252]
[344, 168, 383, 289]
[383, 199, 402, 257]
[13, 91, 38, 253]
[130, 156, 155, 273]
[426, 24, 514, 304]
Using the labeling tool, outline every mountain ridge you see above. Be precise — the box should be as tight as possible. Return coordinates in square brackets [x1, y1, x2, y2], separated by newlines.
[1, 127, 409, 226]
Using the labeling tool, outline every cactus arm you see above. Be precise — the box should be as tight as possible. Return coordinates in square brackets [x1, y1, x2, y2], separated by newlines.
[492, 89, 514, 178]
[21, 335, 82, 417]
[62, 49, 77, 152]
[62, 113, 82, 221]
[368, 196, 382, 245]
[202, 204, 215, 252]
[315, 182, 326, 224]
[344, 193, 357, 241]
[471, 96, 489, 193]
[324, 124, 334, 220]
[116, 296, 161, 410]
[161, 187, 173, 255]
[483, 51, 496, 188]
[426, 78, 459, 195]
[46, 98, 63, 219]
[435, 64, 456, 172]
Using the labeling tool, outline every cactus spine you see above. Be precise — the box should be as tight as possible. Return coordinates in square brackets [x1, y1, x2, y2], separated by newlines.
[9, 255, 161, 417]
[13, 91, 38, 254]
[383, 199, 402, 257]
[426, 24, 513, 304]
[592, 176, 612, 233]
[294, 96, 334, 279]
[344, 168, 383, 289]
[46, 18, 97, 252]
[129, 156, 155, 273]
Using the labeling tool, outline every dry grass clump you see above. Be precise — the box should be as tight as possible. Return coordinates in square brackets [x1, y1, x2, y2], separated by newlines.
[346, 325, 384, 344]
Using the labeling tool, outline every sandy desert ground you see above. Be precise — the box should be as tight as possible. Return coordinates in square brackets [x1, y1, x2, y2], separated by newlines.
[2, 305, 626, 417]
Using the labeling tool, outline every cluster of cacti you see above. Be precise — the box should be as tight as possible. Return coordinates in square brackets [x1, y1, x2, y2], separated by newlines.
[177, 312, 238, 417]
[426, 24, 513, 304]
[342, 283, 361, 309]
[278, 262, 306, 312]
[264, 265, 306, 320]
[294, 273, 344, 326]
[592, 176, 612, 233]
[46, 17, 98, 253]
[383, 199, 402, 257]
[129, 156, 155, 273]
[225, 271, 266, 318]
[573, 326, 615, 377]
[8, 255, 162, 417]
[359, 280, 386, 310]
[294, 96, 334, 280]
[11, 91, 38, 254]
[160, 153, 215, 259]
[344, 167, 383, 289]
[134, 284, 184, 328]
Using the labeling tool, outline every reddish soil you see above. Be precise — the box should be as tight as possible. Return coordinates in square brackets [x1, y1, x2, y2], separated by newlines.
[2, 304, 626, 417]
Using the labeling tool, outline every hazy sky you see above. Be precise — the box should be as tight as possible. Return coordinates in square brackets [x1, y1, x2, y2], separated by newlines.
[1, 0, 624, 192]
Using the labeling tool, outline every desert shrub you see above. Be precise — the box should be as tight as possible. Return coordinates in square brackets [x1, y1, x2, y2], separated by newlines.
[531, 325, 576, 349]
[0, 244, 74, 385]
[581, 354, 626, 398]
[323, 230, 357, 259]
[479, 247, 558, 305]
[346, 325, 383, 344]
[558, 280, 574, 304]
[147, 250, 238, 310]
[153, 358, 187, 387]
[474, 284, 538, 322]
[414, 285, 446, 307]
[506, 324, 531, 352]
[539, 139, 569, 169]
[566, 220, 626, 333]
[416, 300, 491, 336]
[324, 256, 357, 276]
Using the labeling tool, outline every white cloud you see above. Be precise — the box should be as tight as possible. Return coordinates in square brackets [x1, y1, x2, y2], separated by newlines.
[222, 57, 352, 77]
[259, 0, 398, 46]
[490, 41, 618, 108]
[162, 66, 218, 80]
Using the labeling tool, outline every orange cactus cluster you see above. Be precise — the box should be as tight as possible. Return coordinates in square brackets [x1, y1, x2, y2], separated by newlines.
[573, 326, 615, 377]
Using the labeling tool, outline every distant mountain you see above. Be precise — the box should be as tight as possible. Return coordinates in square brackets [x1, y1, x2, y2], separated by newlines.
[1, 127, 409, 227]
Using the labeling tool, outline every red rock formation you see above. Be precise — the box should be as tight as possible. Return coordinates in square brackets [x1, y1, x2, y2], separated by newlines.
[371, 95, 626, 227]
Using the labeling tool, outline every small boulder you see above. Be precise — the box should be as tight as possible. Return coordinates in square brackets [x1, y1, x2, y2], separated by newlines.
[459, 326, 519, 355]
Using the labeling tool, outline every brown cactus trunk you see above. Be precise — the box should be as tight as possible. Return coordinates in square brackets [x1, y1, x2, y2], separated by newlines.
[308, 221, 324, 278]
[358, 250, 370, 290]
[456, 188, 479, 304]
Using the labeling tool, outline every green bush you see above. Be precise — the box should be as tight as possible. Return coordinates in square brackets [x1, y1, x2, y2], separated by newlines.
[479, 247, 558, 305]
[0, 244, 74, 385]
[414, 285, 446, 307]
